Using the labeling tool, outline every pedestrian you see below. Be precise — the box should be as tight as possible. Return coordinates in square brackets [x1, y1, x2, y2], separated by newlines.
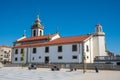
[95, 66, 99, 73]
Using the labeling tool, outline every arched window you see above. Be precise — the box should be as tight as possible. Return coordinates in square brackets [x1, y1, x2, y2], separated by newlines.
[40, 30, 42, 36]
[99, 27, 102, 32]
[96, 25, 103, 32]
[33, 30, 36, 36]
[96, 27, 99, 32]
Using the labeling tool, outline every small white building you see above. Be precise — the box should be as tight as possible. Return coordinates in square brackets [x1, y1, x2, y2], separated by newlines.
[0, 45, 12, 63]
[12, 16, 107, 64]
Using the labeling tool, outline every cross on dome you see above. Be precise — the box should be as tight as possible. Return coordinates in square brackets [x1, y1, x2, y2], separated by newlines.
[35, 15, 41, 25]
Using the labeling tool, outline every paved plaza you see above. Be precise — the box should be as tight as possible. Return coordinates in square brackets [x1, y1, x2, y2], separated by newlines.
[0, 67, 120, 80]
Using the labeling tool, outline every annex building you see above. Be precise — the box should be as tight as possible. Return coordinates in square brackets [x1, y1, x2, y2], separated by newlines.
[12, 16, 107, 64]
[0, 45, 12, 63]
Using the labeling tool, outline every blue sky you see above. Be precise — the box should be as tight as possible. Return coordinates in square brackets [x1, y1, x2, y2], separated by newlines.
[0, 0, 120, 54]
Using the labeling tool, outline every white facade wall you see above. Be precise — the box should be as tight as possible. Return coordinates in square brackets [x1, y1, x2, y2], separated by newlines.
[97, 36, 106, 56]
[47, 44, 82, 63]
[12, 43, 83, 64]
[84, 37, 94, 63]
[12, 35, 107, 64]
[32, 29, 43, 37]
[38, 29, 43, 36]
[89, 37, 94, 63]
[93, 36, 99, 57]
[93, 35, 106, 57]
[12, 48, 27, 63]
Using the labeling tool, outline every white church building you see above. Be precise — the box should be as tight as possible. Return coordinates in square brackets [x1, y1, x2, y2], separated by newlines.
[12, 16, 107, 64]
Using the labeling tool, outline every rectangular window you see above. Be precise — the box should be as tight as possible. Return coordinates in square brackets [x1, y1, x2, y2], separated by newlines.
[72, 45, 77, 51]
[87, 56, 89, 59]
[15, 49, 18, 54]
[45, 47, 49, 53]
[21, 49, 23, 54]
[72, 56, 78, 59]
[86, 45, 89, 52]
[33, 48, 36, 53]
[58, 56, 63, 59]
[15, 57, 18, 61]
[32, 57, 34, 60]
[58, 46, 62, 52]
[39, 56, 41, 59]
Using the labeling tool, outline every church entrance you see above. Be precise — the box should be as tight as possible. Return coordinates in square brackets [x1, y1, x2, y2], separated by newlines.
[45, 56, 49, 63]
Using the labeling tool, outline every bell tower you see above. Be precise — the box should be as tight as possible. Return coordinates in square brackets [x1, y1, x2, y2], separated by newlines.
[31, 15, 44, 37]
[93, 24, 107, 56]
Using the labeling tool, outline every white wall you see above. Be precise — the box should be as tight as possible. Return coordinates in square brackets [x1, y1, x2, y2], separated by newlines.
[12, 34, 107, 64]
[93, 35, 106, 57]
[93, 36, 99, 57]
[12, 43, 83, 64]
[98, 36, 106, 56]
[84, 37, 94, 63]
[48, 44, 82, 63]
[31, 29, 43, 37]
[12, 48, 27, 63]
[38, 29, 43, 36]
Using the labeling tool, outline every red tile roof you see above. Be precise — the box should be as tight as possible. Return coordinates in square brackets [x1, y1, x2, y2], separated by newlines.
[14, 34, 91, 48]
[17, 34, 54, 42]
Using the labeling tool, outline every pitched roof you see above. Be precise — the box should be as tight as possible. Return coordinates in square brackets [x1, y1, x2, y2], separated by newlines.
[0, 45, 12, 48]
[14, 34, 91, 48]
[16, 34, 54, 42]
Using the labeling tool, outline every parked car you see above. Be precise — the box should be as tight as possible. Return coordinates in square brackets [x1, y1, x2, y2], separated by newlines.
[51, 65, 60, 71]
[28, 64, 37, 70]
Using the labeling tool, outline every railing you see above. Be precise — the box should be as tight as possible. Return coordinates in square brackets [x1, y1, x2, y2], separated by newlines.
[94, 56, 120, 61]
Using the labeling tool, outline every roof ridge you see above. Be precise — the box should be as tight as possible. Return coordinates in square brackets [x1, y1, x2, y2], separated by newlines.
[61, 34, 91, 38]
[25, 33, 56, 39]
[0, 45, 12, 48]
